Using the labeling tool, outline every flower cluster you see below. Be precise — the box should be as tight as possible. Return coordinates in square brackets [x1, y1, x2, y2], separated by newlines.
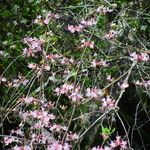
[91, 136, 127, 150]
[68, 17, 96, 33]
[23, 37, 44, 57]
[55, 83, 83, 103]
[80, 18, 96, 27]
[135, 79, 150, 88]
[101, 96, 115, 110]
[80, 39, 94, 49]
[91, 59, 107, 67]
[130, 52, 149, 62]
[0, 75, 6, 83]
[110, 136, 127, 149]
[34, 12, 60, 25]
[47, 141, 71, 150]
[104, 30, 117, 40]
[67, 24, 84, 33]
[97, 6, 113, 14]
[86, 87, 103, 100]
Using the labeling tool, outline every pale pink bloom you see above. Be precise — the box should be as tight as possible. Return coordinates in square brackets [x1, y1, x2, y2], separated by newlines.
[44, 18, 50, 24]
[75, 24, 84, 32]
[104, 30, 117, 39]
[120, 82, 129, 89]
[102, 96, 115, 109]
[80, 18, 96, 27]
[13, 145, 31, 150]
[140, 53, 149, 61]
[22, 79, 29, 85]
[34, 15, 42, 24]
[63, 142, 71, 150]
[0, 51, 4, 55]
[135, 80, 142, 86]
[54, 87, 61, 95]
[97, 6, 113, 14]
[106, 75, 114, 82]
[135, 79, 150, 88]
[130, 52, 149, 62]
[68, 92, 83, 102]
[67, 25, 76, 33]
[54, 13, 60, 19]
[28, 63, 37, 69]
[104, 147, 112, 150]
[80, 39, 94, 49]
[4, 137, 16, 145]
[0, 76, 6, 82]
[12, 128, 24, 136]
[48, 141, 63, 150]
[54, 83, 74, 95]
[91, 59, 107, 67]
[50, 124, 67, 132]
[67, 24, 83, 33]
[66, 132, 79, 141]
[44, 64, 50, 71]
[86, 88, 102, 99]
[24, 97, 34, 104]
[121, 140, 127, 149]
[110, 141, 117, 148]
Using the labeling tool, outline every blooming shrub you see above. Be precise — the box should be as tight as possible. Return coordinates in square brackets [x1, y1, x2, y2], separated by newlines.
[1, 0, 150, 149]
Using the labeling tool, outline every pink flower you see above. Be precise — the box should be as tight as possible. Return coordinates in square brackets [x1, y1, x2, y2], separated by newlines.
[101, 96, 115, 109]
[80, 18, 96, 27]
[67, 25, 83, 33]
[48, 141, 63, 150]
[91, 59, 107, 67]
[44, 64, 50, 71]
[63, 142, 71, 150]
[121, 140, 127, 149]
[66, 132, 79, 141]
[50, 124, 67, 132]
[4, 137, 16, 145]
[97, 6, 113, 14]
[0, 76, 6, 82]
[120, 82, 129, 89]
[106, 75, 114, 82]
[67, 25, 76, 33]
[54, 83, 74, 95]
[68, 92, 83, 102]
[13, 145, 31, 150]
[28, 63, 37, 69]
[135, 79, 150, 88]
[104, 30, 117, 40]
[86, 88, 102, 99]
[80, 39, 94, 49]
[130, 52, 149, 62]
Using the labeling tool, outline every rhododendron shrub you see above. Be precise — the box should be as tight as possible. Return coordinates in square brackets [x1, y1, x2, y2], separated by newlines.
[1, 0, 150, 149]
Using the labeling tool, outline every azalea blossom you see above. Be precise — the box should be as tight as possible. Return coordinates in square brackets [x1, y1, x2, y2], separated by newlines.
[97, 6, 113, 14]
[104, 30, 117, 40]
[4, 137, 16, 145]
[80, 18, 96, 27]
[119, 82, 129, 89]
[86, 87, 103, 99]
[91, 59, 107, 67]
[80, 39, 94, 49]
[0, 76, 6, 83]
[13, 145, 31, 150]
[101, 96, 115, 109]
[130, 52, 149, 62]
[135, 79, 150, 88]
[67, 24, 84, 33]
